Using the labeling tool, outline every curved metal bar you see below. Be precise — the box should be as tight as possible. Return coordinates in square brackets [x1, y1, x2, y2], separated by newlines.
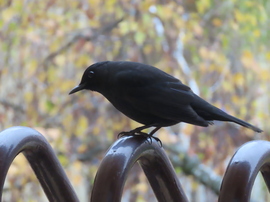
[219, 140, 270, 202]
[0, 126, 79, 202]
[91, 135, 188, 202]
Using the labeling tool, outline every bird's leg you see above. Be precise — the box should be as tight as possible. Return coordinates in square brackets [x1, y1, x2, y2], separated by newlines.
[149, 127, 162, 146]
[149, 127, 161, 136]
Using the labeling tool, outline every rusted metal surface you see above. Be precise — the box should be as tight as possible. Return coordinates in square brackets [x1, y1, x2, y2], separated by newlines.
[219, 140, 270, 202]
[0, 126, 79, 202]
[91, 135, 188, 202]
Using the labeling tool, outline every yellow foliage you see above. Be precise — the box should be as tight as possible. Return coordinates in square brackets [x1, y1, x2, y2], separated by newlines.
[55, 55, 66, 66]
[77, 144, 88, 153]
[253, 29, 261, 37]
[73, 161, 83, 170]
[182, 124, 194, 136]
[8, 154, 27, 175]
[135, 181, 148, 192]
[92, 124, 101, 136]
[241, 50, 255, 69]
[76, 116, 88, 135]
[212, 18, 222, 27]
[158, 128, 177, 143]
[88, 0, 99, 7]
[139, 0, 153, 12]
[260, 69, 270, 81]
[27, 60, 38, 75]
[105, 0, 116, 7]
[91, 18, 103, 27]
[242, 50, 253, 59]
[24, 92, 33, 103]
[119, 21, 131, 35]
[144, 44, 152, 54]
[2, 8, 17, 22]
[134, 32, 146, 45]
[199, 47, 208, 59]
[36, 127, 61, 141]
[233, 73, 244, 86]
[59, 80, 77, 92]
[232, 95, 240, 104]
[50, 41, 62, 52]
[234, 10, 245, 23]
[62, 114, 75, 134]
[208, 51, 219, 61]
[76, 55, 91, 67]
[58, 155, 69, 166]
[222, 81, 233, 92]
[196, 0, 211, 14]
[231, 21, 239, 30]
[193, 24, 203, 36]
[266, 52, 270, 61]
[240, 106, 247, 116]
[73, 175, 83, 186]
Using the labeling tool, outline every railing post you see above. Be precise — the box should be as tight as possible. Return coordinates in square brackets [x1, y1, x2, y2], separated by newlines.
[90, 135, 188, 202]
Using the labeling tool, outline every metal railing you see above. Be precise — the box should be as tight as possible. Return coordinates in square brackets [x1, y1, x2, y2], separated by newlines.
[0, 127, 79, 202]
[219, 140, 270, 202]
[0, 126, 269, 202]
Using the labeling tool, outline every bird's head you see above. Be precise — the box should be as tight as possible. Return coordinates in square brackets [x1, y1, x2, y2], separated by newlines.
[69, 61, 109, 95]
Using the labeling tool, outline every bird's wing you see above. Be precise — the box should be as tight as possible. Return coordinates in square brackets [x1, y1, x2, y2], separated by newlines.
[120, 81, 209, 127]
[112, 62, 181, 88]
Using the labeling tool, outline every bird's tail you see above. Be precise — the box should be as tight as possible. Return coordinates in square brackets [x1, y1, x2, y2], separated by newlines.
[192, 95, 263, 133]
[219, 113, 263, 133]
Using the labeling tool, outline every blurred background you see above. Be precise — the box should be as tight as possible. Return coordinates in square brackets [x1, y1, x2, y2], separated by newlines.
[0, 0, 269, 201]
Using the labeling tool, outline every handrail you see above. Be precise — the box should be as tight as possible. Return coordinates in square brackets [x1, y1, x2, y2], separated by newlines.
[0, 126, 79, 202]
[219, 140, 270, 202]
[90, 135, 188, 202]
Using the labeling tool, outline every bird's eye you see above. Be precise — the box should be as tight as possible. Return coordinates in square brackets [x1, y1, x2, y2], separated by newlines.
[88, 71, 94, 78]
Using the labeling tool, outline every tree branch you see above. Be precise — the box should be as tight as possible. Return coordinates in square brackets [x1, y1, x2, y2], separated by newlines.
[164, 144, 222, 195]
[0, 99, 25, 113]
[43, 17, 124, 65]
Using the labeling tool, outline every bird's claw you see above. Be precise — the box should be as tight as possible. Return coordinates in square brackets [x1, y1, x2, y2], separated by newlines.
[117, 130, 146, 138]
[152, 136, 163, 147]
[117, 131, 133, 138]
[139, 133, 163, 147]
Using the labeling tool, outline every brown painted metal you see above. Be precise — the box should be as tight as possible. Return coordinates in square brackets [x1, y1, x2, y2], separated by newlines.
[91, 135, 188, 202]
[0, 126, 79, 202]
[2, 126, 270, 202]
[219, 140, 270, 202]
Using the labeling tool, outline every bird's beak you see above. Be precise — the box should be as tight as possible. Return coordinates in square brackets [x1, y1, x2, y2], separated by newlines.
[69, 84, 85, 95]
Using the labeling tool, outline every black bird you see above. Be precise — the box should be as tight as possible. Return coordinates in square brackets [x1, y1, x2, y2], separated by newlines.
[69, 61, 263, 136]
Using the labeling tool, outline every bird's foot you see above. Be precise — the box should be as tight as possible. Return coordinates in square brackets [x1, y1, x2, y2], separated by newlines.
[151, 136, 162, 147]
[117, 131, 162, 147]
[134, 132, 163, 147]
